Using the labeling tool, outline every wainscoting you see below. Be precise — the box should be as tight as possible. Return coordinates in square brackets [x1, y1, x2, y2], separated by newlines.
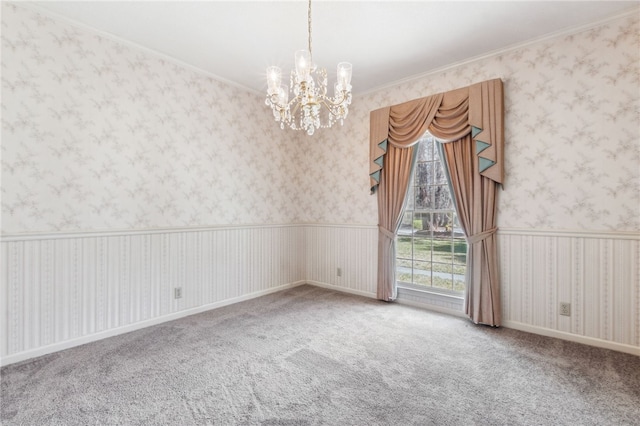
[1, 225, 306, 365]
[304, 224, 378, 298]
[498, 229, 639, 355]
[303, 226, 639, 355]
[306, 226, 639, 355]
[2, 225, 638, 365]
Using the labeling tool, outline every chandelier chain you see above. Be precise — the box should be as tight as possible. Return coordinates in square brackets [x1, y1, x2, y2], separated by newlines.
[307, 0, 312, 58]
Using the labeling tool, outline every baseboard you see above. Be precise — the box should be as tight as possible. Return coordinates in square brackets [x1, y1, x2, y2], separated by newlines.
[0, 281, 307, 367]
[502, 320, 640, 357]
[305, 281, 377, 299]
[311, 281, 640, 356]
[3, 281, 636, 366]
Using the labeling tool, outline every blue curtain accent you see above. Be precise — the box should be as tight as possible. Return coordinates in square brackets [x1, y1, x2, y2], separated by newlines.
[479, 157, 495, 173]
[472, 125, 495, 174]
[476, 140, 490, 154]
[370, 139, 389, 193]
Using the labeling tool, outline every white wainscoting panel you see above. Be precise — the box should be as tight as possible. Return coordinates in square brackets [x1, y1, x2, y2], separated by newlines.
[498, 229, 639, 353]
[302, 225, 639, 354]
[304, 225, 378, 298]
[3, 225, 638, 365]
[1, 225, 305, 365]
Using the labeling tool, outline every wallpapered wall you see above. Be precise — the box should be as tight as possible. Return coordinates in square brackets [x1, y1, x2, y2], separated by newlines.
[300, 11, 640, 232]
[2, 4, 639, 235]
[1, 3, 301, 234]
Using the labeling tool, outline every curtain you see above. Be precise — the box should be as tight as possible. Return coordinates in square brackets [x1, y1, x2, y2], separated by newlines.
[369, 79, 504, 325]
[442, 135, 501, 325]
[376, 144, 416, 301]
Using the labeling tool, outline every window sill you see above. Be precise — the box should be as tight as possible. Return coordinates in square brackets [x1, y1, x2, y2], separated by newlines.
[396, 284, 465, 315]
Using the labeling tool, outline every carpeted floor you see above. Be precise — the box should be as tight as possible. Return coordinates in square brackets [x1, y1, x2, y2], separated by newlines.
[1, 284, 639, 425]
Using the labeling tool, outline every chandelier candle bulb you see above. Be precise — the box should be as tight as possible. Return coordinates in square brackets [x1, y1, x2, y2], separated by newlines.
[295, 50, 312, 81]
[277, 86, 288, 106]
[267, 66, 282, 94]
[337, 62, 352, 89]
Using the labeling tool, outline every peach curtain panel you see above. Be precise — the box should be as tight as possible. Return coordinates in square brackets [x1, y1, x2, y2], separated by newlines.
[376, 144, 416, 301]
[369, 79, 504, 326]
[442, 135, 501, 326]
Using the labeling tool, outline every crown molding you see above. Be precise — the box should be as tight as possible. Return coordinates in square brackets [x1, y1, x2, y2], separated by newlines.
[356, 6, 640, 98]
[9, 1, 262, 96]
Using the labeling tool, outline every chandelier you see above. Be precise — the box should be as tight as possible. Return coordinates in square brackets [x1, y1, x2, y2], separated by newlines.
[265, 0, 352, 136]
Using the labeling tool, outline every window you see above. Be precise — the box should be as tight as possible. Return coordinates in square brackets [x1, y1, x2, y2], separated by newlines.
[396, 134, 466, 294]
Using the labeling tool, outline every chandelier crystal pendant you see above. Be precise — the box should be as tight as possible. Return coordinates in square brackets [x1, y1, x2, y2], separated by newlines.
[265, 0, 352, 136]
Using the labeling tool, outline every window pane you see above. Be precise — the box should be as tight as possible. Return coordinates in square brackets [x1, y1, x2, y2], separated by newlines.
[415, 162, 431, 186]
[431, 240, 453, 264]
[453, 238, 467, 265]
[417, 139, 434, 161]
[433, 275, 454, 292]
[434, 185, 453, 210]
[414, 212, 430, 233]
[415, 186, 431, 209]
[431, 212, 451, 231]
[453, 276, 466, 292]
[396, 268, 413, 285]
[413, 237, 432, 261]
[413, 261, 431, 286]
[396, 235, 412, 259]
[399, 211, 413, 229]
[432, 212, 451, 232]
[453, 215, 465, 238]
[432, 261, 454, 274]
[434, 161, 448, 184]
[405, 185, 415, 210]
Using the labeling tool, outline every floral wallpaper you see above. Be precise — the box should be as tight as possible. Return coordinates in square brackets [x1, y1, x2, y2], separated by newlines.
[298, 10, 640, 232]
[1, 3, 300, 234]
[2, 3, 639, 234]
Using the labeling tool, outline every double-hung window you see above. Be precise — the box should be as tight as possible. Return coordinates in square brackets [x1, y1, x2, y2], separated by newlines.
[396, 134, 466, 294]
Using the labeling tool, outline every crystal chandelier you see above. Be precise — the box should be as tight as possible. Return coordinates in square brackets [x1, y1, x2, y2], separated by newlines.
[265, 0, 352, 136]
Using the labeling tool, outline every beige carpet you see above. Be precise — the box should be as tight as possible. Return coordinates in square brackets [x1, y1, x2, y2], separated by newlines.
[2, 284, 639, 425]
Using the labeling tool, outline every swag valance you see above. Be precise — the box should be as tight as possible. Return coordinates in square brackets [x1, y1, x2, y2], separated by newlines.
[370, 79, 504, 194]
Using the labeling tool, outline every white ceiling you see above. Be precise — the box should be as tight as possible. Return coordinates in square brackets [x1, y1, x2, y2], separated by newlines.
[28, 1, 638, 95]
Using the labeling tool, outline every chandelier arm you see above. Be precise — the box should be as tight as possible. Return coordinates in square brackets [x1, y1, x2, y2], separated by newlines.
[319, 91, 350, 107]
[266, 94, 287, 110]
[317, 99, 343, 116]
[289, 97, 303, 117]
[267, 92, 302, 111]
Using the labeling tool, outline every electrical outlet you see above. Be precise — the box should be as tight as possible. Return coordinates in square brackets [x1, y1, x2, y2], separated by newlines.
[559, 302, 571, 316]
[174, 287, 183, 299]
[337, 267, 342, 277]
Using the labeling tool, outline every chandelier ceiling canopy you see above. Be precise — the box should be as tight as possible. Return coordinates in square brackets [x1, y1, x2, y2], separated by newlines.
[265, 0, 352, 136]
